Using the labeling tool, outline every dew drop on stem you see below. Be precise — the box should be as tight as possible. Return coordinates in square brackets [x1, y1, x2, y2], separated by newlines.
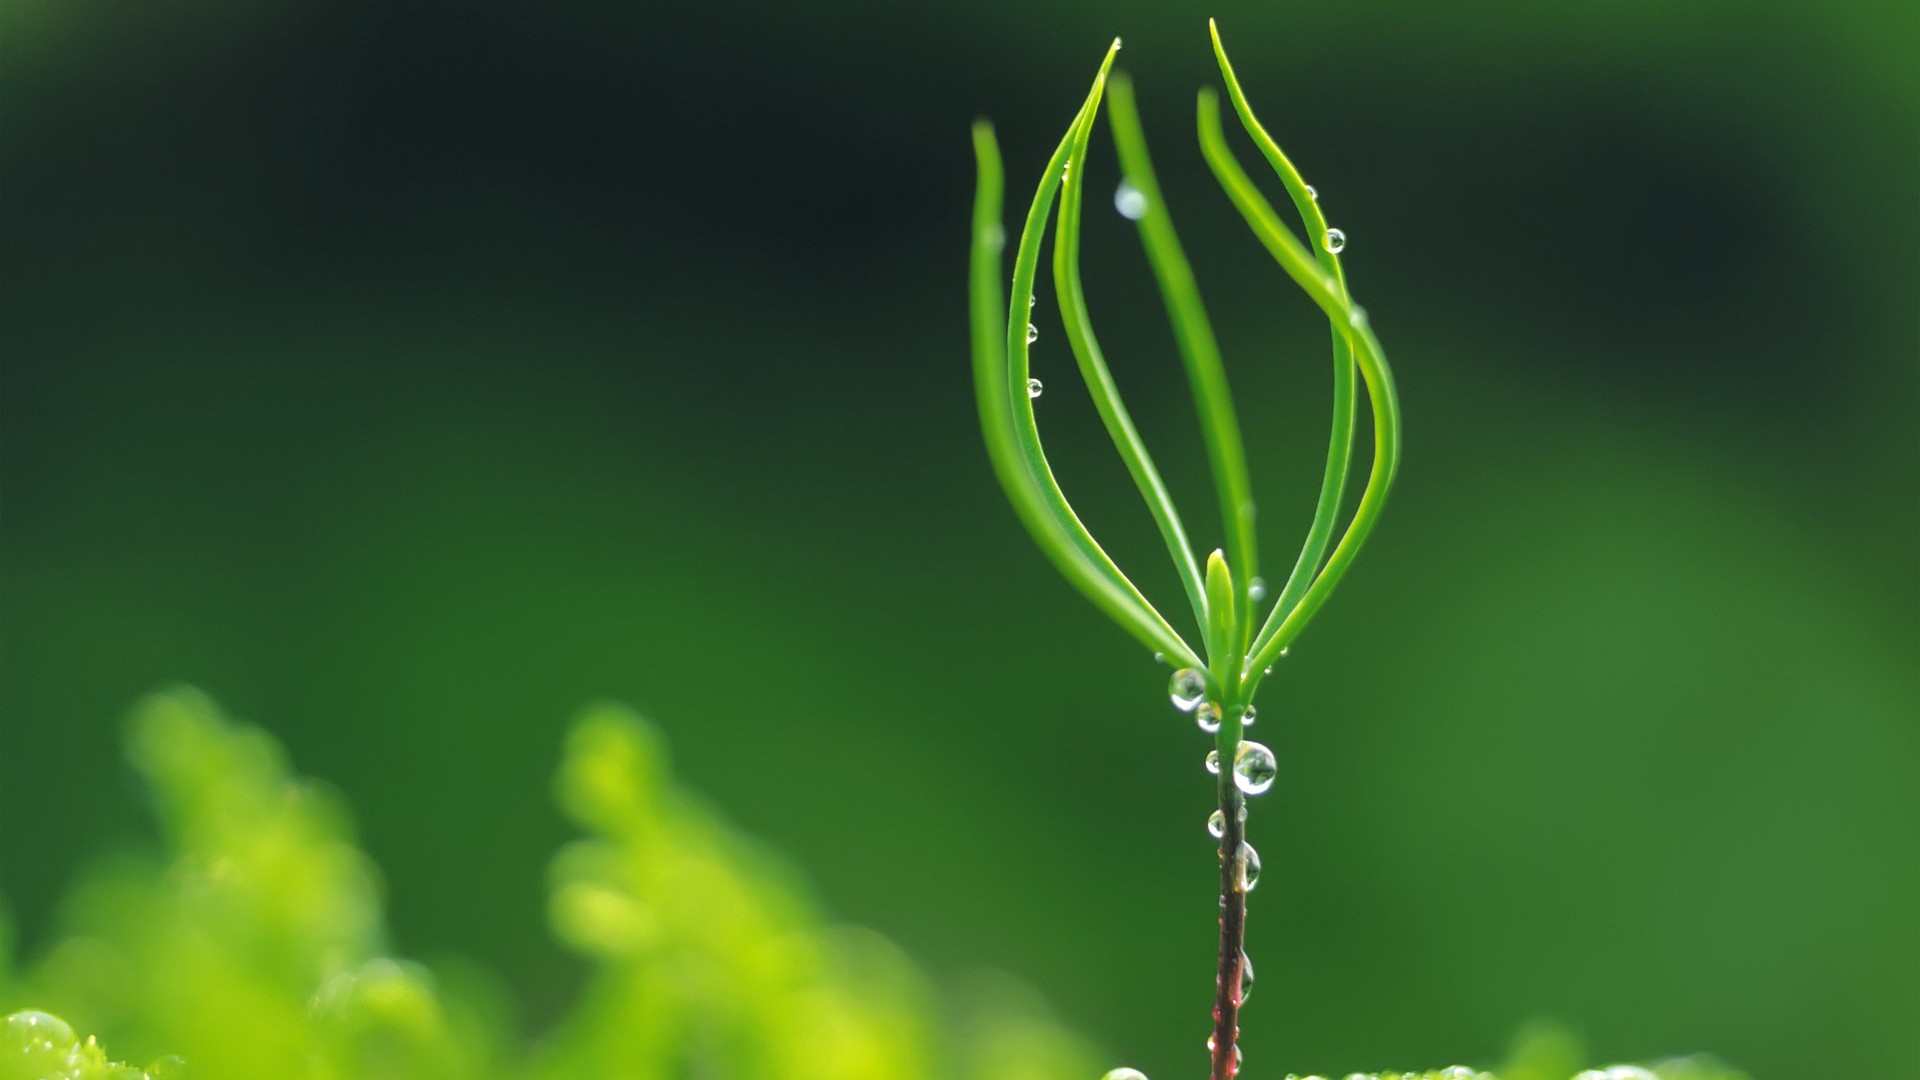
[1239, 704, 1256, 727]
[1237, 950, 1255, 1002]
[1208, 805, 1246, 838]
[1026, 378, 1043, 399]
[1233, 741, 1277, 796]
[1169, 668, 1206, 711]
[1236, 841, 1261, 890]
[1205, 749, 1220, 775]
[1195, 702, 1222, 734]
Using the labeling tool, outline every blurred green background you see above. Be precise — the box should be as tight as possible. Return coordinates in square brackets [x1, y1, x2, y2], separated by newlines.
[3, 0, 1915, 1076]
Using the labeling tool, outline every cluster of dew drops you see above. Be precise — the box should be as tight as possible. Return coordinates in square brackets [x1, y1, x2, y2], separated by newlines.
[1165, 662, 1275, 1076]
[1169, 666, 1273, 890]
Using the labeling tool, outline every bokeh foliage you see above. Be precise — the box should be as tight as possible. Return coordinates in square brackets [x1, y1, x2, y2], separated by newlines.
[2, 689, 1099, 1078]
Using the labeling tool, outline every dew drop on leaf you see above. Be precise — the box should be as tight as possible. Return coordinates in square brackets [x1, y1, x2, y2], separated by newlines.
[1101, 1070, 1149, 1080]
[1026, 323, 1039, 344]
[1169, 668, 1206, 711]
[1239, 704, 1257, 727]
[1233, 741, 1277, 796]
[1248, 576, 1266, 602]
[1026, 378, 1043, 399]
[1306, 184, 1319, 202]
[1114, 180, 1148, 220]
[1322, 227, 1347, 254]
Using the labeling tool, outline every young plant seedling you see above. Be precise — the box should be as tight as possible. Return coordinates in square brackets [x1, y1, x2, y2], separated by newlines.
[969, 21, 1401, 1079]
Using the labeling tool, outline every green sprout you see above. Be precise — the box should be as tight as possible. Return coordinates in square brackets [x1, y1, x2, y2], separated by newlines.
[970, 21, 1401, 1078]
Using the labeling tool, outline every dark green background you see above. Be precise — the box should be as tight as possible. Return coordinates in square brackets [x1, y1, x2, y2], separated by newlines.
[4, 1, 1915, 1076]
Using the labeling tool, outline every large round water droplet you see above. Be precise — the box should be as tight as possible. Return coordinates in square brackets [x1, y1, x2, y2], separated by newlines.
[1195, 702, 1222, 734]
[1322, 227, 1347, 254]
[1237, 950, 1255, 1002]
[1168, 668, 1206, 711]
[1204, 749, 1221, 775]
[1026, 323, 1039, 344]
[1440, 1068, 1477, 1080]
[1101, 1070, 1149, 1080]
[1114, 180, 1148, 221]
[1026, 378, 1043, 399]
[1235, 841, 1261, 890]
[1233, 741, 1277, 796]
[3, 1011, 76, 1053]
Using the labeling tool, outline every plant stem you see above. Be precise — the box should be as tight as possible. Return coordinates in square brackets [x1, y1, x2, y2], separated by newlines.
[1212, 759, 1247, 1080]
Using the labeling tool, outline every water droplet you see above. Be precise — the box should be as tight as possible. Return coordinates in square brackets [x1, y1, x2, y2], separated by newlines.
[1114, 180, 1148, 220]
[1205, 749, 1221, 775]
[1233, 741, 1277, 796]
[1602, 1069, 1658, 1080]
[1279, 646, 1290, 658]
[1026, 323, 1039, 344]
[1169, 668, 1206, 711]
[1322, 228, 1347, 254]
[1348, 304, 1369, 329]
[1113, 37, 1123, 50]
[1029, 294, 1036, 308]
[1237, 950, 1255, 1001]
[1195, 702, 1222, 734]
[1306, 184, 1319, 202]
[1248, 577, 1267, 602]
[1343, 1074, 1379, 1080]
[1574, 1072, 1609, 1080]
[1152, 651, 1166, 664]
[1207, 809, 1226, 838]
[1239, 704, 1257, 727]
[1205, 1036, 1241, 1069]
[1102, 1070, 1149, 1080]
[1026, 378, 1044, 399]
[4, 1010, 77, 1053]
[1441, 1069, 1477, 1080]
[1235, 841, 1261, 890]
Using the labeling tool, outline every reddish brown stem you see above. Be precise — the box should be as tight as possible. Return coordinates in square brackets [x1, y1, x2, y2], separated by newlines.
[1210, 774, 1248, 1080]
